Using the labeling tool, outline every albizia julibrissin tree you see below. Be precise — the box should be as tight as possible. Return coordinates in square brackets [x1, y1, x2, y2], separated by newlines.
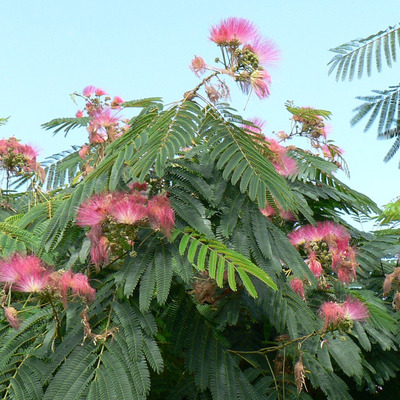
[0, 17, 399, 400]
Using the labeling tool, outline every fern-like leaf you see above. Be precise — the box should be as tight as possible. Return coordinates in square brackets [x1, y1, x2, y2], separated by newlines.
[328, 24, 400, 81]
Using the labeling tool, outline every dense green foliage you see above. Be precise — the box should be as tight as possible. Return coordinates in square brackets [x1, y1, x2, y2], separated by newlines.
[0, 18, 399, 400]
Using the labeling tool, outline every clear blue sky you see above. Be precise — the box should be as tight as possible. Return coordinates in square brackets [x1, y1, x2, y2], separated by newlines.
[0, 1, 399, 222]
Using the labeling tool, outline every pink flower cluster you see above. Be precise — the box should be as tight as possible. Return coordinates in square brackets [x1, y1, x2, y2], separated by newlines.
[243, 119, 298, 177]
[0, 254, 95, 329]
[76, 184, 175, 266]
[288, 221, 358, 283]
[319, 297, 369, 330]
[266, 138, 298, 177]
[290, 278, 305, 299]
[289, 107, 345, 169]
[190, 18, 279, 101]
[0, 137, 45, 180]
[210, 18, 279, 99]
[76, 86, 126, 158]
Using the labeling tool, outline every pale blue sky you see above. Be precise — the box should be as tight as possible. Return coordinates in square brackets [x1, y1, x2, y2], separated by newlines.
[1, 1, 399, 220]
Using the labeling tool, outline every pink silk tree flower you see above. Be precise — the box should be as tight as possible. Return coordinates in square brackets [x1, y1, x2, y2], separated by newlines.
[90, 236, 109, 266]
[70, 273, 96, 303]
[290, 278, 305, 299]
[58, 270, 74, 307]
[147, 195, 175, 237]
[83, 86, 96, 97]
[306, 252, 324, 277]
[0, 254, 46, 285]
[95, 88, 107, 96]
[75, 110, 84, 118]
[13, 267, 52, 293]
[337, 268, 351, 284]
[91, 108, 120, 129]
[3, 306, 21, 330]
[272, 154, 298, 177]
[109, 194, 148, 225]
[76, 194, 111, 227]
[0, 257, 22, 284]
[343, 297, 369, 322]
[288, 224, 319, 246]
[289, 221, 350, 248]
[250, 69, 271, 99]
[320, 301, 345, 329]
[209, 17, 259, 45]
[111, 96, 124, 108]
[58, 271, 96, 307]
[243, 38, 280, 67]
[260, 203, 276, 218]
[79, 145, 90, 159]
[190, 55, 207, 76]
[87, 225, 109, 267]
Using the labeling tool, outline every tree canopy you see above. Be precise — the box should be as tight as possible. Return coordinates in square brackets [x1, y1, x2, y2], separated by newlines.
[0, 17, 399, 400]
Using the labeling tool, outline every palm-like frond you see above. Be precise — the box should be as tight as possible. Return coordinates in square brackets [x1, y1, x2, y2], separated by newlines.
[349, 84, 400, 163]
[43, 146, 84, 190]
[175, 228, 277, 296]
[328, 24, 400, 81]
[41, 117, 89, 136]
[351, 84, 400, 133]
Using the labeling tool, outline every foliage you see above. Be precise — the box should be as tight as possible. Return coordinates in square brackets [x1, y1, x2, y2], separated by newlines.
[0, 17, 398, 400]
[328, 23, 400, 165]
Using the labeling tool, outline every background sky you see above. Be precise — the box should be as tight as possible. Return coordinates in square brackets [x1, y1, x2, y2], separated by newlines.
[0, 1, 399, 230]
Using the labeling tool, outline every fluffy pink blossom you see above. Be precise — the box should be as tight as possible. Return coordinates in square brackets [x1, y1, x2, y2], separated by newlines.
[250, 69, 271, 99]
[318, 221, 350, 246]
[58, 271, 96, 306]
[262, 137, 298, 176]
[90, 236, 109, 266]
[13, 268, 52, 293]
[320, 301, 345, 329]
[0, 255, 22, 283]
[110, 194, 148, 225]
[273, 155, 298, 177]
[91, 108, 119, 129]
[70, 273, 96, 303]
[88, 108, 120, 143]
[0, 254, 46, 286]
[95, 88, 107, 96]
[290, 278, 305, 299]
[243, 38, 280, 67]
[79, 145, 90, 159]
[75, 110, 84, 118]
[3, 306, 21, 330]
[320, 297, 368, 330]
[111, 96, 124, 108]
[209, 17, 259, 45]
[83, 86, 96, 97]
[343, 297, 369, 321]
[76, 194, 111, 227]
[0, 138, 42, 175]
[306, 252, 323, 277]
[190, 55, 207, 76]
[86, 225, 109, 266]
[288, 221, 350, 247]
[260, 203, 276, 218]
[260, 202, 296, 221]
[147, 195, 175, 237]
